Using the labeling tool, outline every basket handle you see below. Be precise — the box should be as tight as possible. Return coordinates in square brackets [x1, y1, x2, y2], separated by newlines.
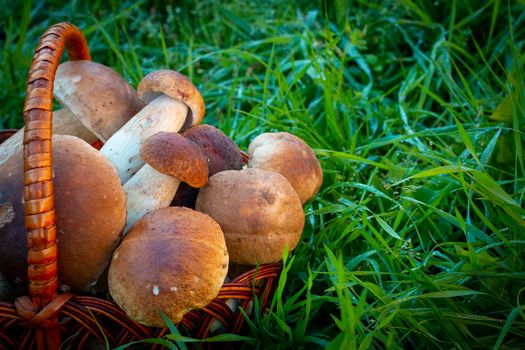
[23, 22, 90, 308]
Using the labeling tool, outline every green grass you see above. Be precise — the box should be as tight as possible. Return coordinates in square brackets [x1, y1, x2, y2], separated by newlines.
[2, 0, 525, 349]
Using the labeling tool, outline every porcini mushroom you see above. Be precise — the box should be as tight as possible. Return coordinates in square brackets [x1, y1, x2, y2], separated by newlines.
[0, 135, 126, 292]
[171, 124, 243, 208]
[123, 131, 208, 231]
[108, 207, 229, 327]
[0, 61, 145, 168]
[248, 132, 323, 205]
[195, 168, 305, 265]
[54, 60, 145, 142]
[101, 70, 205, 183]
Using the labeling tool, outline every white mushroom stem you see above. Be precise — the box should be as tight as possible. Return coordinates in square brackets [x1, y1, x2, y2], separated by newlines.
[123, 164, 181, 232]
[0, 108, 97, 167]
[100, 95, 189, 183]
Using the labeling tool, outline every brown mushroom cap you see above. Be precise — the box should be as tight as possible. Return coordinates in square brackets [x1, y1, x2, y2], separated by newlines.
[183, 124, 243, 175]
[138, 70, 205, 128]
[0, 135, 126, 292]
[171, 124, 243, 208]
[108, 207, 228, 327]
[54, 60, 145, 141]
[195, 168, 305, 265]
[248, 132, 323, 205]
[141, 132, 208, 188]
[54, 135, 126, 291]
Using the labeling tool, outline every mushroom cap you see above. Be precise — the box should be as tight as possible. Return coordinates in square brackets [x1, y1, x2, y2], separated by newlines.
[138, 70, 205, 128]
[171, 124, 243, 208]
[182, 124, 243, 175]
[195, 168, 305, 265]
[54, 60, 145, 142]
[0, 135, 126, 292]
[108, 207, 229, 327]
[141, 132, 208, 188]
[248, 132, 323, 205]
[53, 135, 126, 291]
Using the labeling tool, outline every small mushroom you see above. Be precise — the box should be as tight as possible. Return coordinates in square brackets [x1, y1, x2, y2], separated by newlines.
[0, 135, 126, 292]
[171, 124, 243, 208]
[248, 132, 323, 204]
[123, 132, 208, 232]
[195, 168, 305, 265]
[108, 207, 229, 327]
[54, 60, 145, 142]
[101, 70, 205, 183]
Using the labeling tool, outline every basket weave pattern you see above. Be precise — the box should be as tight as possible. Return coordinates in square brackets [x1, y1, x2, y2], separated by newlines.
[0, 22, 280, 349]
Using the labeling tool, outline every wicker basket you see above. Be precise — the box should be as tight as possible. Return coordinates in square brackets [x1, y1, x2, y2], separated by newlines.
[0, 22, 281, 349]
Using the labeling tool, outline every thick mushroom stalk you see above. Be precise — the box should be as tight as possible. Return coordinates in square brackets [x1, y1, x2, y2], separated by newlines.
[123, 164, 180, 232]
[123, 132, 208, 232]
[101, 70, 205, 183]
[101, 95, 187, 183]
